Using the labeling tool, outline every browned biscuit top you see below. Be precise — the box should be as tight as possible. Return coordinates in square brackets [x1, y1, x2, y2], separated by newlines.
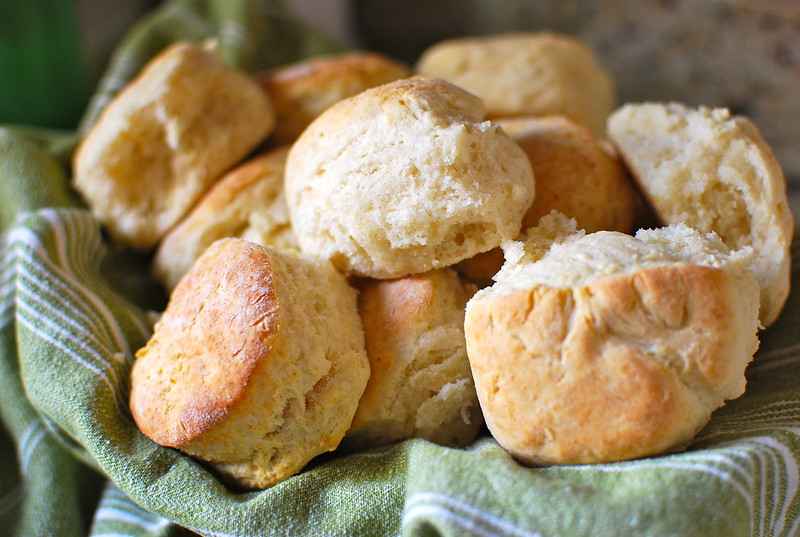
[131, 238, 279, 447]
[259, 52, 411, 143]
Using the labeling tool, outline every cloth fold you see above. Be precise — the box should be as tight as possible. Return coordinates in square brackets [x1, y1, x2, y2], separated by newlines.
[1, 1, 800, 536]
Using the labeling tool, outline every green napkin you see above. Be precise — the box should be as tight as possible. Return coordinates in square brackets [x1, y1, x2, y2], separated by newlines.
[2, 1, 800, 536]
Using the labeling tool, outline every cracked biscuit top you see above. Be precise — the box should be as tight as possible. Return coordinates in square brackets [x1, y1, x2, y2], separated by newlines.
[608, 103, 794, 326]
[465, 215, 761, 465]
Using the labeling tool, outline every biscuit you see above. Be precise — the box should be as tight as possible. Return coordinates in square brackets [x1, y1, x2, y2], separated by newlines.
[347, 269, 482, 448]
[416, 33, 615, 137]
[153, 147, 296, 290]
[458, 116, 638, 283]
[465, 217, 760, 464]
[608, 103, 794, 326]
[259, 52, 410, 144]
[285, 77, 535, 279]
[130, 238, 369, 489]
[74, 43, 275, 249]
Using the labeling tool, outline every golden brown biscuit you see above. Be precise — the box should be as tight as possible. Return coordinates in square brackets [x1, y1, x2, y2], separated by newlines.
[465, 218, 760, 464]
[458, 116, 638, 283]
[285, 77, 535, 279]
[416, 33, 615, 136]
[153, 147, 296, 290]
[74, 43, 275, 249]
[608, 103, 794, 326]
[347, 269, 482, 448]
[259, 52, 410, 144]
[130, 238, 369, 489]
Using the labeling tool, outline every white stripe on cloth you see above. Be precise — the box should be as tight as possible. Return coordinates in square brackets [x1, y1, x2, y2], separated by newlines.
[0, 279, 13, 300]
[0, 263, 16, 330]
[786, 508, 800, 537]
[670, 437, 799, 536]
[17, 422, 40, 456]
[99, 498, 154, 513]
[0, 262, 16, 290]
[748, 440, 770, 537]
[680, 452, 755, 490]
[39, 209, 131, 358]
[17, 421, 49, 476]
[59, 212, 152, 343]
[560, 461, 754, 511]
[710, 400, 800, 422]
[63, 211, 101, 281]
[184, 526, 243, 537]
[6, 225, 129, 359]
[559, 456, 758, 537]
[706, 421, 800, 439]
[15, 258, 110, 341]
[94, 507, 171, 533]
[16, 280, 120, 364]
[739, 437, 799, 536]
[702, 420, 800, 441]
[10, 236, 114, 347]
[714, 448, 761, 537]
[16, 300, 123, 387]
[15, 313, 123, 412]
[99, 486, 244, 537]
[99, 490, 166, 522]
[405, 492, 542, 537]
[20, 428, 47, 476]
[40, 415, 78, 450]
[696, 426, 800, 444]
[102, 486, 130, 501]
[403, 503, 541, 537]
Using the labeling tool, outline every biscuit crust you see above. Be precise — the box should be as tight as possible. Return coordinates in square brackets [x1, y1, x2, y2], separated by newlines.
[608, 103, 794, 325]
[465, 225, 760, 463]
[417, 33, 615, 136]
[131, 238, 369, 488]
[348, 269, 481, 448]
[459, 116, 638, 283]
[74, 43, 275, 249]
[153, 147, 296, 290]
[259, 52, 410, 144]
[285, 77, 535, 278]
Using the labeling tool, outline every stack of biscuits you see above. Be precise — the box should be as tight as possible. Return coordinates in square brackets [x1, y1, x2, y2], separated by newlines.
[72, 34, 794, 489]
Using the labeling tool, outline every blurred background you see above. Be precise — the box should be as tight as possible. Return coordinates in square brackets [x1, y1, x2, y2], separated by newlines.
[1, 0, 798, 185]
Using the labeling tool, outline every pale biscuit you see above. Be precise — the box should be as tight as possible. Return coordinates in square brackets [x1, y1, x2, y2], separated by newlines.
[458, 116, 638, 283]
[608, 103, 794, 326]
[416, 33, 615, 136]
[285, 77, 535, 279]
[130, 238, 369, 489]
[465, 217, 760, 464]
[153, 147, 296, 290]
[347, 269, 482, 448]
[259, 52, 410, 144]
[74, 43, 275, 249]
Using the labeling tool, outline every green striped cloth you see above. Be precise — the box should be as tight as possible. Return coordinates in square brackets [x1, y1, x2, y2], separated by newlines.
[2, 142, 800, 537]
[3, 1, 800, 535]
